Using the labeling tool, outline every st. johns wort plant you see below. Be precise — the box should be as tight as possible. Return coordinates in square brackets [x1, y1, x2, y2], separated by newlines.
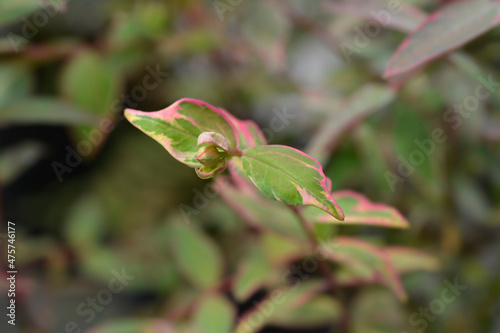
[124, 98, 436, 331]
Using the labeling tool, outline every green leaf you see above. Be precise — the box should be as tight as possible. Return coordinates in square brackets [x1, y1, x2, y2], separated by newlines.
[303, 190, 409, 229]
[236, 280, 337, 332]
[0, 97, 98, 125]
[355, 123, 393, 190]
[268, 294, 342, 328]
[61, 50, 121, 117]
[193, 294, 235, 333]
[385, 0, 500, 77]
[125, 98, 238, 168]
[64, 195, 105, 251]
[326, 237, 407, 301]
[261, 232, 308, 266]
[306, 84, 395, 165]
[61, 50, 122, 150]
[0, 142, 44, 184]
[240, 1, 290, 72]
[385, 246, 439, 274]
[87, 319, 175, 333]
[216, 176, 306, 238]
[351, 289, 409, 333]
[233, 245, 274, 302]
[392, 104, 443, 199]
[240, 145, 344, 220]
[324, 0, 426, 33]
[166, 220, 223, 289]
[0, 0, 39, 24]
[0, 63, 33, 107]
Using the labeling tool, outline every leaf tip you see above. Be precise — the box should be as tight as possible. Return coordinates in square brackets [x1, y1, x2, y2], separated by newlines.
[124, 108, 141, 122]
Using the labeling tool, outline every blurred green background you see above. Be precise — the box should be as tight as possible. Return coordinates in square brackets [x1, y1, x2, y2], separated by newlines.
[1, 0, 500, 332]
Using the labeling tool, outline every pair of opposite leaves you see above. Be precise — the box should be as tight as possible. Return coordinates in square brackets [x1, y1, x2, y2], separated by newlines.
[124, 98, 344, 221]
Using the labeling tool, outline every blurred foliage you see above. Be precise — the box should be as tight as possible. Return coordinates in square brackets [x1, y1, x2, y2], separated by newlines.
[1, 0, 500, 333]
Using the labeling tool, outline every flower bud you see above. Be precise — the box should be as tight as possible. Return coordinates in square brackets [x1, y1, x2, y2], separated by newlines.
[195, 160, 227, 179]
[196, 145, 225, 167]
[197, 132, 229, 151]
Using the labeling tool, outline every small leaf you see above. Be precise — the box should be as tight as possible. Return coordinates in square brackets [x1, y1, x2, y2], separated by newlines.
[195, 160, 227, 179]
[197, 131, 230, 151]
[385, 0, 500, 77]
[166, 220, 223, 289]
[241, 145, 344, 220]
[193, 294, 236, 333]
[304, 190, 409, 229]
[125, 98, 238, 168]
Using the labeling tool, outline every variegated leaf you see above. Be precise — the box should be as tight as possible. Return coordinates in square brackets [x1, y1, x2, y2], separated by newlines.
[385, 0, 500, 78]
[325, 236, 407, 301]
[304, 190, 408, 228]
[235, 280, 334, 333]
[216, 177, 306, 238]
[385, 246, 439, 274]
[240, 145, 344, 220]
[125, 98, 238, 168]
[323, 0, 426, 33]
[222, 109, 267, 150]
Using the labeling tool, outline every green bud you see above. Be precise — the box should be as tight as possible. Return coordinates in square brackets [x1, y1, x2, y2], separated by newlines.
[195, 160, 227, 179]
[196, 145, 225, 167]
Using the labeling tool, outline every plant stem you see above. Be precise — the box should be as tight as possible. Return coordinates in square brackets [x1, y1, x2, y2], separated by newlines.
[288, 206, 351, 332]
[288, 205, 338, 294]
[226, 150, 242, 157]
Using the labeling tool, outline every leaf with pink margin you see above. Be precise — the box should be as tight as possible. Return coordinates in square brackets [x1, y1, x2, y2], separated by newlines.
[303, 190, 408, 228]
[241, 145, 345, 220]
[334, 247, 438, 287]
[325, 236, 407, 301]
[323, 0, 426, 33]
[124, 98, 238, 168]
[235, 280, 335, 332]
[222, 109, 267, 150]
[385, 246, 439, 274]
[385, 0, 500, 78]
[215, 176, 307, 238]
